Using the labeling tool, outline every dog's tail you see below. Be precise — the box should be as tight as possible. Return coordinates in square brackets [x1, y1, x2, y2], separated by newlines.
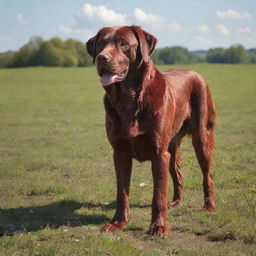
[190, 73, 216, 151]
[206, 85, 216, 132]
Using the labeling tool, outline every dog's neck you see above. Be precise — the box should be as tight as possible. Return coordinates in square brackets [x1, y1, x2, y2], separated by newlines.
[103, 61, 159, 139]
[104, 60, 155, 138]
[104, 60, 155, 112]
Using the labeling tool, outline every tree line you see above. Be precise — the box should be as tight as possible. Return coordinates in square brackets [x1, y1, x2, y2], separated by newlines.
[0, 36, 92, 68]
[206, 45, 256, 63]
[152, 45, 256, 64]
[0, 36, 255, 68]
[152, 46, 202, 64]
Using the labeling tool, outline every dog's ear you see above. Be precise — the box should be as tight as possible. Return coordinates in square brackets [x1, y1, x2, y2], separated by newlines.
[131, 26, 157, 63]
[86, 35, 97, 63]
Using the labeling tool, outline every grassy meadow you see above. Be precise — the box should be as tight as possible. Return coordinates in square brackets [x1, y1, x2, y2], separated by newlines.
[0, 64, 255, 255]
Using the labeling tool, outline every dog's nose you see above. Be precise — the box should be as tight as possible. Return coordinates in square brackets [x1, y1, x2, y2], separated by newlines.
[97, 54, 110, 62]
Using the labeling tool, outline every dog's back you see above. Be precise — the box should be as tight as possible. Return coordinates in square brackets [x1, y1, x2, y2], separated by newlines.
[162, 69, 215, 140]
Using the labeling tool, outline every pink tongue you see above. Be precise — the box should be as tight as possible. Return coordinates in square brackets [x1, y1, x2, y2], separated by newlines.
[100, 72, 118, 86]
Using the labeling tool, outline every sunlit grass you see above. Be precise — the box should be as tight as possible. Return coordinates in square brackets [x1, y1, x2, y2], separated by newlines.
[0, 64, 255, 255]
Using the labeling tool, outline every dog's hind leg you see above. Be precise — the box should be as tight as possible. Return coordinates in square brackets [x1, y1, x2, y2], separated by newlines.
[191, 85, 216, 211]
[192, 129, 216, 211]
[168, 129, 186, 207]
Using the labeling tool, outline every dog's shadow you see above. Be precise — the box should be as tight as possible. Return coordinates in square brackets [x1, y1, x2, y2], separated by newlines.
[0, 200, 108, 236]
[0, 200, 150, 236]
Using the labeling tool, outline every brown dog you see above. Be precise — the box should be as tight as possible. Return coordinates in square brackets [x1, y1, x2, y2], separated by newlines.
[86, 26, 216, 235]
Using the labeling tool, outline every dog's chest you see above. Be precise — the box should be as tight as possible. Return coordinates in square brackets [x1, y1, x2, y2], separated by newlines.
[118, 113, 156, 161]
[130, 134, 154, 161]
[114, 91, 144, 137]
[107, 89, 159, 161]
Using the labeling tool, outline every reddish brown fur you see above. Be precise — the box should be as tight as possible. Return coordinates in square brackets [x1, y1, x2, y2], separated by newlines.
[86, 26, 216, 236]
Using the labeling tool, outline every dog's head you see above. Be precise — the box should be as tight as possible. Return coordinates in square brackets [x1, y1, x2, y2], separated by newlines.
[86, 26, 157, 87]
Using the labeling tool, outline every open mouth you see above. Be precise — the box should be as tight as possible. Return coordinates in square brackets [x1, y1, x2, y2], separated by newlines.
[100, 69, 128, 86]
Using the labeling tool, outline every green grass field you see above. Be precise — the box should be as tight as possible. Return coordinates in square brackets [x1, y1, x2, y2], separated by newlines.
[0, 64, 255, 256]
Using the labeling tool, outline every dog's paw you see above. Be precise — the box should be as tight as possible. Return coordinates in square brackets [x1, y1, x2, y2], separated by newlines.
[203, 205, 216, 212]
[101, 221, 126, 233]
[203, 198, 216, 212]
[149, 224, 169, 236]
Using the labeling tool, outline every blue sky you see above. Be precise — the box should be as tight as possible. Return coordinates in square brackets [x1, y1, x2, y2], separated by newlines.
[0, 0, 255, 52]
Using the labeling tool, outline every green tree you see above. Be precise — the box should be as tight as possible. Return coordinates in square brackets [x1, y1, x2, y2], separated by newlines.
[62, 39, 79, 67]
[35, 41, 62, 66]
[27, 36, 43, 50]
[10, 45, 36, 67]
[156, 46, 198, 64]
[206, 48, 226, 63]
[62, 51, 79, 67]
[49, 37, 63, 48]
[0, 51, 16, 68]
[75, 41, 93, 66]
[250, 52, 256, 63]
[151, 50, 164, 65]
[224, 45, 248, 63]
[6, 36, 43, 67]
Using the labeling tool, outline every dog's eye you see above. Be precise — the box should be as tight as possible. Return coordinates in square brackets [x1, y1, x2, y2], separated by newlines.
[120, 40, 128, 48]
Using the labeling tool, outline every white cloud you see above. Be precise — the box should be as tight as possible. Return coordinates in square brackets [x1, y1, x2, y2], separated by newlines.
[59, 25, 90, 34]
[217, 24, 230, 36]
[195, 25, 211, 45]
[216, 9, 251, 19]
[70, 4, 166, 35]
[170, 22, 183, 32]
[133, 8, 164, 25]
[236, 26, 252, 34]
[16, 14, 28, 25]
[195, 35, 212, 44]
[236, 27, 255, 44]
[75, 3, 128, 26]
[75, 4, 166, 28]
[197, 25, 211, 33]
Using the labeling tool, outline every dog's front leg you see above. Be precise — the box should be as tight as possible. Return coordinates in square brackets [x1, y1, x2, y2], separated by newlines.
[102, 150, 132, 232]
[150, 151, 170, 235]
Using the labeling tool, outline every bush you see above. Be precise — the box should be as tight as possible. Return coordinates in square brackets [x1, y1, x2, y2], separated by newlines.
[151, 50, 164, 65]
[62, 52, 79, 67]
[10, 45, 36, 67]
[206, 48, 226, 63]
[206, 45, 248, 64]
[35, 42, 63, 66]
[152, 46, 201, 64]
[75, 41, 93, 66]
[224, 45, 248, 63]
[50, 37, 63, 48]
[0, 51, 16, 68]
[159, 47, 189, 64]
[250, 52, 256, 63]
